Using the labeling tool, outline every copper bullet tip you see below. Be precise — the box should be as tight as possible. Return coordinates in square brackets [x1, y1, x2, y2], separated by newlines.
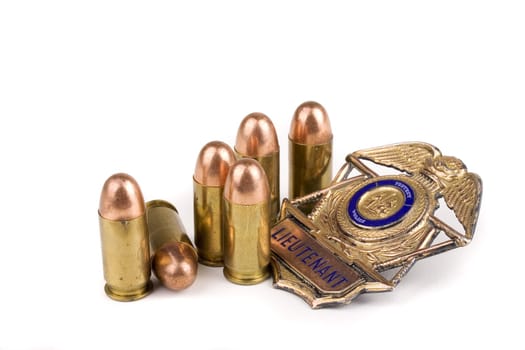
[235, 112, 279, 156]
[194, 141, 236, 187]
[289, 101, 332, 145]
[224, 159, 269, 205]
[153, 242, 198, 291]
[99, 173, 145, 221]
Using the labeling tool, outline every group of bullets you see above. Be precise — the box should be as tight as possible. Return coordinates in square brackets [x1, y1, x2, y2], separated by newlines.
[98, 101, 333, 301]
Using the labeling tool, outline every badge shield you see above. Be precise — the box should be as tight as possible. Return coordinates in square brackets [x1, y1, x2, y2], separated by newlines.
[271, 142, 482, 308]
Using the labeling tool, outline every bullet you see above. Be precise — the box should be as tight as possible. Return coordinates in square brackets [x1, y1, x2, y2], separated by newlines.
[223, 159, 270, 285]
[235, 112, 280, 224]
[147, 200, 198, 291]
[289, 101, 333, 204]
[98, 173, 152, 301]
[193, 141, 236, 266]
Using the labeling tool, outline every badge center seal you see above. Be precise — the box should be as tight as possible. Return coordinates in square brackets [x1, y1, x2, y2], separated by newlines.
[348, 179, 415, 229]
[336, 175, 430, 243]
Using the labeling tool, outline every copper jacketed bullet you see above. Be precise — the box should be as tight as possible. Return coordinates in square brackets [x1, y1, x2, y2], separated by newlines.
[223, 159, 270, 285]
[147, 200, 198, 291]
[289, 101, 333, 202]
[98, 173, 152, 301]
[235, 112, 280, 224]
[193, 141, 236, 266]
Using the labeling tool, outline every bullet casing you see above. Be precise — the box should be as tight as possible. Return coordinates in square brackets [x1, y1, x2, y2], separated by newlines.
[193, 141, 236, 267]
[223, 159, 271, 285]
[289, 140, 332, 199]
[147, 200, 198, 291]
[223, 201, 270, 285]
[235, 151, 280, 224]
[193, 182, 225, 266]
[99, 215, 152, 301]
[289, 101, 333, 211]
[235, 112, 280, 225]
[147, 200, 193, 250]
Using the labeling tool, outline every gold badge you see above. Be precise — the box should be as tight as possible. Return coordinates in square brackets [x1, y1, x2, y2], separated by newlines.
[271, 142, 482, 308]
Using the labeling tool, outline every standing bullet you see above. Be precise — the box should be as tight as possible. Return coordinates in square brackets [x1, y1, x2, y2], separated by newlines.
[98, 173, 152, 301]
[147, 200, 198, 291]
[193, 141, 236, 266]
[223, 159, 270, 285]
[289, 101, 333, 202]
[235, 112, 280, 224]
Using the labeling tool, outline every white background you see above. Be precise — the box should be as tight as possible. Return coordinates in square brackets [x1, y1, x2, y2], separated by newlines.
[1, 1, 523, 349]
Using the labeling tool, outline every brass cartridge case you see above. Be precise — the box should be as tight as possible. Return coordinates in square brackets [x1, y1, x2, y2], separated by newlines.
[147, 200, 198, 291]
[223, 159, 270, 285]
[235, 112, 280, 224]
[289, 101, 333, 202]
[193, 141, 236, 266]
[98, 173, 152, 301]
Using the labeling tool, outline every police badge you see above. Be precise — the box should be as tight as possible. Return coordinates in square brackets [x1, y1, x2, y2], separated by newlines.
[270, 142, 482, 308]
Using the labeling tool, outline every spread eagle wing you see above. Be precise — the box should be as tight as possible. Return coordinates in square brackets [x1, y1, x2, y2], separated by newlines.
[441, 172, 482, 239]
[351, 142, 442, 175]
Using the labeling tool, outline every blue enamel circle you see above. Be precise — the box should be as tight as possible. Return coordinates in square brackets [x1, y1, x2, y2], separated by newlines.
[347, 179, 415, 228]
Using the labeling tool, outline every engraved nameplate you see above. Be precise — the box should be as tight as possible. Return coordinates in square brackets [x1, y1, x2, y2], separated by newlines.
[271, 218, 360, 294]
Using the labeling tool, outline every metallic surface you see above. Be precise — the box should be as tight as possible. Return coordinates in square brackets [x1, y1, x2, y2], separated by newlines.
[153, 243, 198, 291]
[289, 101, 332, 207]
[223, 159, 270, 285]
[194, 141, 236, 187]
[271, 218, 360, 293]
[235, 112, 280, 224]
[358, 186, 405, 220]
[271, 142, 482, 308]
[98, 173, 152, 301]
[147, 200, 198, 291]
[148, 200, 193, 249]
[193, 141, 236, 266]
[223, 158, 270, 205]
[99, 172, 146, 221]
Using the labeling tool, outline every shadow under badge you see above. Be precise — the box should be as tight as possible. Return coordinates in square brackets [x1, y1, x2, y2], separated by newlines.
[270, 142, 482, 308]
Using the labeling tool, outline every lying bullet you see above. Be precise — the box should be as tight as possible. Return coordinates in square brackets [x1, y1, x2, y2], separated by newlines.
[289, 101, 333, 203]
[223, 159, 270, 285]
[147, 200, 198, 291]
[235, 112, 280, 224]
[193, 141, 236, 266]
[98, 173, 152, 301]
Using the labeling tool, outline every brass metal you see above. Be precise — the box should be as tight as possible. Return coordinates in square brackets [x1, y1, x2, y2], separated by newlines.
[289, 101, 332, 210]
[193, 141, 236, 266]
[271, 219, 360, 293]
[223, 159, 271, 285]
[98, 173, 152, 301]
[235, 112, 280, 224]
[147, 200, 198, 291]
[148, 200, 193, 249]
[271, 142, 482, 308]
[358, 186, 405, 221]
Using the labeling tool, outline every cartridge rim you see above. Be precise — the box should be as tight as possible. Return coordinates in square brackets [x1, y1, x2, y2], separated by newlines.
[223, 267, 270, 285]
[198, 257, 224, 267]
[104, 281, 153, 302]
[146, 199, 178, 213]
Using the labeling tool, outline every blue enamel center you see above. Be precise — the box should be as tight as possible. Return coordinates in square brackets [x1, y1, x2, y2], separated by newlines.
[347, 179, 415, 228]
